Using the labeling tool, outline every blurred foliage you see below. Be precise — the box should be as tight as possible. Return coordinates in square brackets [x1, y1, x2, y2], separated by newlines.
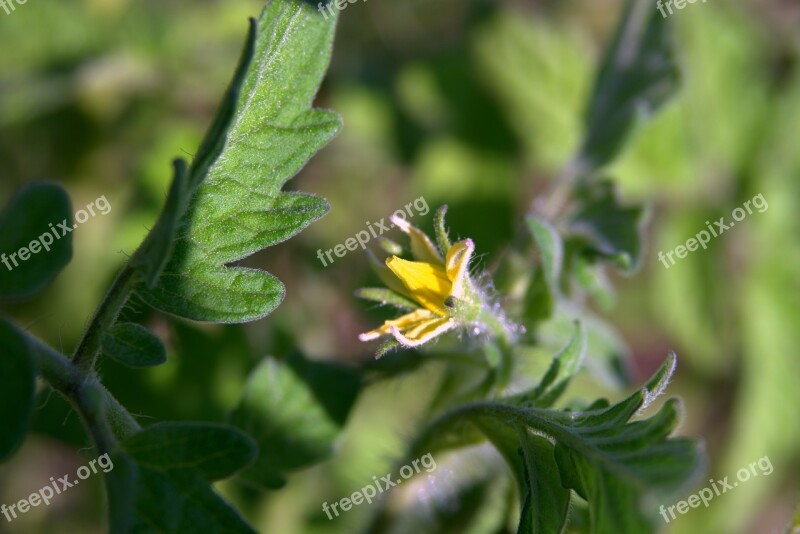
[1, 0, 799, 533]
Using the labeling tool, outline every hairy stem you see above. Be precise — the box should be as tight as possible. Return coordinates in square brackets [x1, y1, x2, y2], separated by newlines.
[72, 264, 138, 372]
[18, 324, 140, 448]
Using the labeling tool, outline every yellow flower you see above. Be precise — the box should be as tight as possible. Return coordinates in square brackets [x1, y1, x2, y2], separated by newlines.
[359, 215, 475, 348]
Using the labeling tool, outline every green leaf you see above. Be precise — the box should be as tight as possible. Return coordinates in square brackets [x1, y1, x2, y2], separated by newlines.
[123, 422, 256, 481]
[133, 467, 257, 533]
[526, 215, 563, 296]
[140, 1, 341, 323]
[105, 452, 138, 534]
[0, 182, 73, 299]
[573, 255, 615, 310]
[513, 321, 586, 408]
[229, 353, 361, 489]
[474, 12, 590, 171]
[521, 268, 554, 328]
[0, 319, 37, 461]
[580, 0, 679, 168]
[415, 354, 704, 533]
[282, 351, 362, 426]
[569, 180, 648, 274]
[472, 418, 570, 534]
[524, 213, 564, 324]
[107, 450, 257, 534]
[537, 303, 632, 390]
[102, 322, 167, 368]
[428, 355, 496, 413]
[106, 423, 258, 532]
[516, 429, 571, 534]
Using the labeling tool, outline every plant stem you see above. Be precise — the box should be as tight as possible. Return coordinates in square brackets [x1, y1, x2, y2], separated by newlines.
[72, 264, 138, 373]
[18, 324, 140, 446]
[75, 383, 117, 454]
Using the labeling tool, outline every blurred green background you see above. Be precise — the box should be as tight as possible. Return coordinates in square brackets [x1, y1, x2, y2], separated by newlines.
[1, 0, 798, 532]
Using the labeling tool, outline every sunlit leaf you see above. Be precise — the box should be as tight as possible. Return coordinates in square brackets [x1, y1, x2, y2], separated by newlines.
[140, 1, 341, 322]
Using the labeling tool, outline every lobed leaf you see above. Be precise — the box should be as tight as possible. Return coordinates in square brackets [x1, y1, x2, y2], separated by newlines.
[139, 0, 341, 323]
[414, 354, 704, 533]
[473, 417, 571, 534]
[579, 0, 679, 169]
[568, 180, 648, 275]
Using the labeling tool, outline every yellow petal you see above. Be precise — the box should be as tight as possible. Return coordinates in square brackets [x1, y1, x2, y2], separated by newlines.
[390, 317, 455, 347]
[386, 256, 451, 315]
[358, 308, 435, 341]
[391, 215, 443, 264]
[445, 238, 474, 298]
[366, 249, 412, 299]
